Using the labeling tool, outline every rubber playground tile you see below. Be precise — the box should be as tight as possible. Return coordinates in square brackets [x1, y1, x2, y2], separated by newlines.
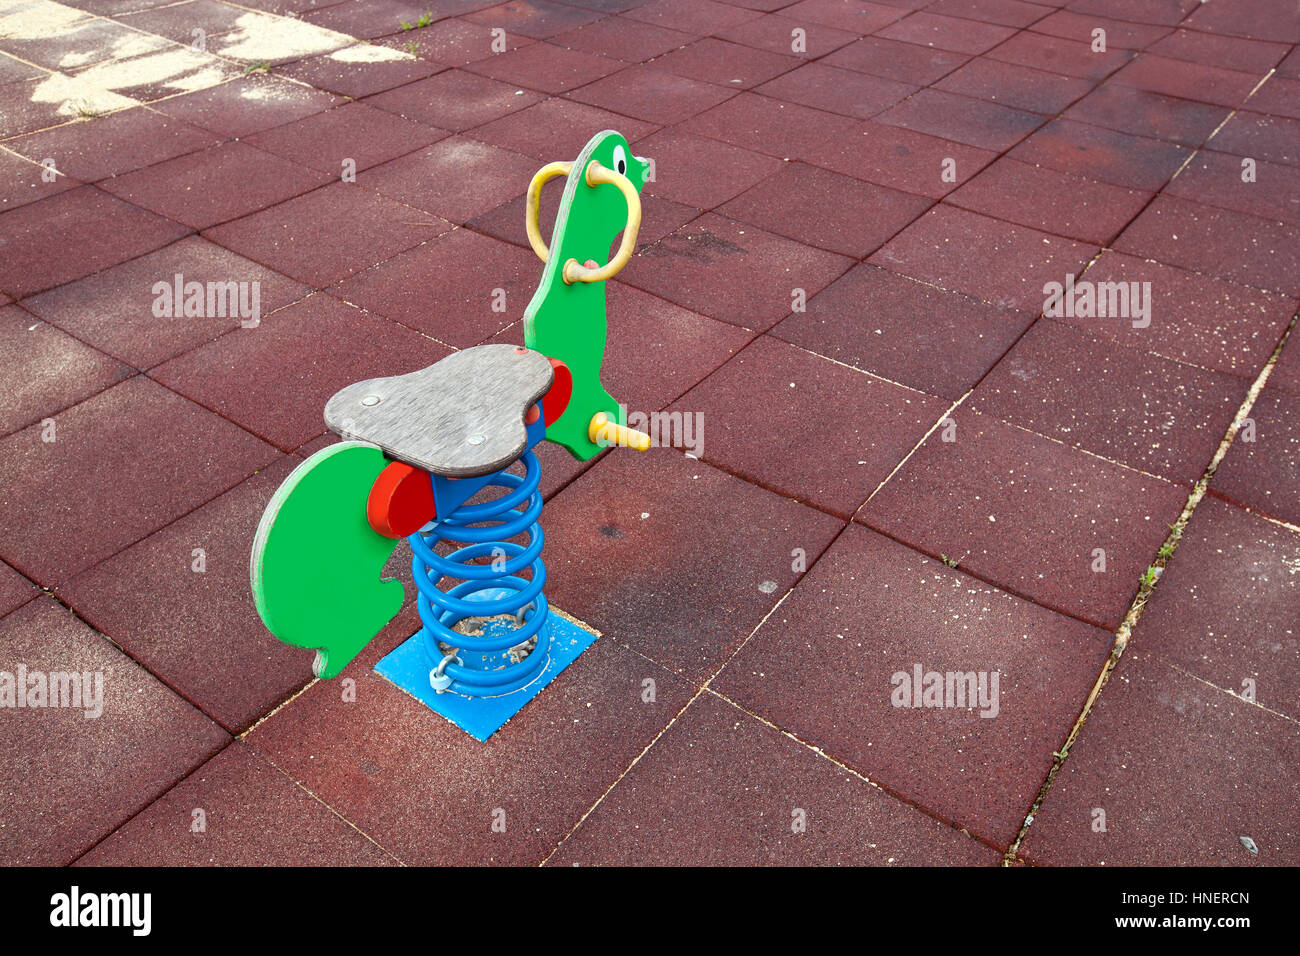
[21, 236, 310, 370]
[985, 30, 1133, 81]
[245, 101, 446, 176]
[553, 15, 693, 62]
[203, 182, 451, 288]
[1211, 387, 1300, 527]
[754, 62, 917, 120]
[1146, 28, 1290, 74]
[1057, 251, 1296, 379]
[0, 77, 104, 140]
[1279, 45, 1300, 78]
[622, 213, 852, 331]
[1027, 9, 1174, 50]
[5, 107, 221, 184]
[671, 336, 948, 516]
[1010, 118, 1189, 191]
[1182, 0, 1300, 44]
[0, 145, 80, 214]
[77, 743, 396, 865]
[245, 634, 695, 865]
[858, 407, 1189, 630]
[330, 228, 539, 347]
[0, 598, 229, 865]
[1242, 76, 1300, 122]
[714, 524, 1111, 848]
[680, 92, 859, 160]
[1110, 55, 1264, 110]
[149, 75, 343, 138]
[1114, 196, 1300, 296]
[947, 158, 1150, 245]
[1062, 84, 1229, 148]
[1271, 334, 1300, 397]
[0, 187, 189, 299]
[868, 204, 1098, 313]
[1020, 647, 1300, 866]
[874, 89, 1044, 152]
[776, 0, 907, 34]
[464, 0, 604, 39]
[361, 136, 539, 223]
[57, 457, 318, 733]
[771, 263, 1034, 399]
[373, 16, 536, 66]
[0, 17, 166, 72]
[116, 0, 248, 41]
[0, 52, 45, 84]
[151, 294, 450, 451]
[969, 320, 1248, 484]
[622, 0, 764, 35]
[933, 58, 1092, 116]
[276, 45, 441, 98]
[363, 69, 544, 132]
[1166, 151, 1300, 226]
[717, 163, 931, 258]
[567, 64, 738, 126]
[631, 127, 782, 210]
[877, 11, 1016, 54]
[924, 0, 1053, 28]
[824, 36, 969, 86]
[541, 452, 843, 680]
[0, 555, 36, 617]
[100, 141, 333, 231]
[715, 12, 858, 58]
[465, 41, 625, 94]
[0, 306, 130, 437]
[1206, 111, 1300, 169]
[646, 37, 796, 92]
[805, 121, 997, 199]
[550, 692, 1000, 865]
[300, 0, 437, 38]
[472, 98, 657, 163]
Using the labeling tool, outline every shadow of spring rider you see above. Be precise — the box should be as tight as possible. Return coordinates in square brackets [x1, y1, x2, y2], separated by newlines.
[250, 131, 652, 740]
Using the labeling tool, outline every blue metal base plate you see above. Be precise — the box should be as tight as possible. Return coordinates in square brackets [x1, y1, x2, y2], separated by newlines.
[374, 598, 598, 741]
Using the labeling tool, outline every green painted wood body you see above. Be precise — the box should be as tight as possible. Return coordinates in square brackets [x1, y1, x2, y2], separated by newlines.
[524, 130, 649, 460]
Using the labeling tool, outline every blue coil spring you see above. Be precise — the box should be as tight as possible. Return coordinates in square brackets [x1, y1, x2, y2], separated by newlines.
[408, 450, 549, 697]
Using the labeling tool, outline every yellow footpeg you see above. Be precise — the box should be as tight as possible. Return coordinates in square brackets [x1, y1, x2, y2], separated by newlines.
[589, 412, 651, 451]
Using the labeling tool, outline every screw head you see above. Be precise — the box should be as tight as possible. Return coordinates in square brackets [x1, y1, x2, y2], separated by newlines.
[467, 433, 486, 445]
[361, 395, 381, 407]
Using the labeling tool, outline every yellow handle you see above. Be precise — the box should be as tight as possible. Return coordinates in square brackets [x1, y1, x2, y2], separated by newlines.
[589, 412, 650, 451]
[562, 160, 642, 285]
[525, 161, 572, 262]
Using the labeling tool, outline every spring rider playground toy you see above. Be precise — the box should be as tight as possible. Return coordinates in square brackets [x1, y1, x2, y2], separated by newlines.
[250, 131, 652, 740]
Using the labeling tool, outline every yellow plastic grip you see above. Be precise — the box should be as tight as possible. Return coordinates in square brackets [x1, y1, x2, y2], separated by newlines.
[525, 161, 572, 263]
[589, 412, 651, 451]
[562, 161, 642, 285]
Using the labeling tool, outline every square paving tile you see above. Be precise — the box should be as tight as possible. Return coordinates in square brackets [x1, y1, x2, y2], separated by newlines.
[677, 91, 860, 159]
[648, 37, 799, 91]
[553, 15, 693, 62]
[1020, 646, 1300, 865]
[805, 120, 997, 199]
[0, 560, 38, 618]
[374, 16, 536, 66]
[21, 235, 310, 369]
[1165, 150, 1300, 226]
[1027, 8, 1173, 50]
[947, 157, 1151, 245]
[567, 63, 738, 125]
[630, 127, 782, 209]
[0, 52, 46, 84]
[299, 0, 437, 39]
[466, 40, 625, 93]
[754, 62, 916, 120]
[1009, 118, 1189, 191]
[874, 88, 1044, 152]
[1111, 54, 1265, 109]
[1062, 83, 1230, 148]
[1270, 332, 1300, 397]
[471, 97, 656, 162]
[361, 135, 538, 223]
[1246, 75, 1300, 122]
[0, 376, 277, 584]
[331, 227, 539, 347]
[5, 106, 221, 183]
[276, 44, 441, 97]
[622, 212, 852, 331]
[1211, 387, 1300, 527]
[0, 186, 189, 299]
[877, 10, 1016, 54]
[771, 263, 1034, 399]
[824, 36, 969, 86]
[1136, 497, 1300, 722]
[56, 456, 318, 734]
[151, 294, 451, 450]
[1065, 0, 1198, 26]
[1181, 0, 1300, 44]
[0, 75, 126, 140]
[622, 0, 764, 35]
[0, 146, 79, 214]
[100, 140, 332, 230]
[715, 12, 857, 58]
[203, 182, 452, 287]
[670, 335, 949, 516]
[924, 0, 1053, 29]
[541, 451, 843, 679]
[1055, 251, 1296, 379]
[714, 524, 1112, 848]
[464, 0, 605, 39]
[777, 0, 906, 34]
[245, 101, 446, 176]
[0, 304, 131, 437]
[116, 0, 249, 42]
[718, 162, 932, 257]
[0, 17, 167, 72]
[149, 74, 343, 137]
[985, 29, 1133, 81]
[1206, 110, 1300, 168]
[0, 597, 229, 865]
[364, 69, 543, 131]
[1146, 27, 1290, 74]
[76, 743, 397, 865]
[933, 58, 1092, 116]
[245, 633, 695, 865]
[969, 319, 1248, 483]
[1113, 196, 1300, 296]
[858, 407, 1190, 629]
[549, 692, 1001, 864]
[868, 204, 1098, 313]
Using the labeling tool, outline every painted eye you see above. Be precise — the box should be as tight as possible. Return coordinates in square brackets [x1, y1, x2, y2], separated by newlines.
[613, 144, 627, 176]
